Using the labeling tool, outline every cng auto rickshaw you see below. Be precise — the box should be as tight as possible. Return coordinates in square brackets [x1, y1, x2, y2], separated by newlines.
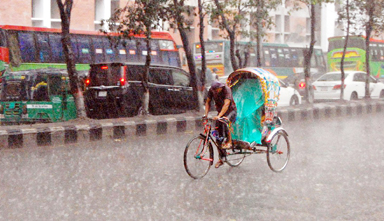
[184, 67, 290, 179]
[0, 69, 77, 124]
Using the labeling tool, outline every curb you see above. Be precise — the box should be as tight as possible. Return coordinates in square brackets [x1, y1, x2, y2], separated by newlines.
[1, 100, 384, 148]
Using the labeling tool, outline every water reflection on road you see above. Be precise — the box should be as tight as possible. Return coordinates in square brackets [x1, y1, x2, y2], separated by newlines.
[1, 112, 384, 220]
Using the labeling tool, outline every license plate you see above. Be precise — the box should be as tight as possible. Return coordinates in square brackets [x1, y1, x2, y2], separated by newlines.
[98, 91, 107, 97]
[320, 87, 328, 91]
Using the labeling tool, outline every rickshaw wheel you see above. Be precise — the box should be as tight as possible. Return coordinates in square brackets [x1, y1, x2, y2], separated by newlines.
[267, 131, 290, 172]
[184, 136, 214, 179]
[224, 148, 245, 167]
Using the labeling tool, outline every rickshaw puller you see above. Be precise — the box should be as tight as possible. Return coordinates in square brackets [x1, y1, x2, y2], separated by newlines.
[203, 81, 237, 168]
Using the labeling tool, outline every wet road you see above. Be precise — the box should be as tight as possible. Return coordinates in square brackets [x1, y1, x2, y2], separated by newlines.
[1, 112, 384, 220]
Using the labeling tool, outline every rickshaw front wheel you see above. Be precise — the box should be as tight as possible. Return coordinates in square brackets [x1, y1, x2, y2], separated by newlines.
[267, 131, 290, 172]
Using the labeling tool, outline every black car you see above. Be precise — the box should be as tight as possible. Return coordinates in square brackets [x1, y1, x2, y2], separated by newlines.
[84, 62, 198, 119]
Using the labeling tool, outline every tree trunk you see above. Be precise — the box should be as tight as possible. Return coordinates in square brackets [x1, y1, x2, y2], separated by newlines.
[214, 0, 238, 72]
[256, 0, 263, 67]
[173, 0, 201, 111]
[198, 0, 206, 86]
[57, 0, 86, 118]
[141, 34, 151, 115]
[364, 0, 374, 99]
[304, 3, 316, 104]
[340, 0, 350, 101]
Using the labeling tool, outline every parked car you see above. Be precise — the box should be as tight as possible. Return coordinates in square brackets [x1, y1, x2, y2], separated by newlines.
[84, 62, 198, 119]
[313, 71, 384, 101]
[278, 80, 302, 106]
[283, 72, 325, 97]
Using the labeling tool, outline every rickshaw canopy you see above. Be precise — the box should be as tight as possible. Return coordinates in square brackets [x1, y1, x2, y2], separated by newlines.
[227, 68, 280, 144]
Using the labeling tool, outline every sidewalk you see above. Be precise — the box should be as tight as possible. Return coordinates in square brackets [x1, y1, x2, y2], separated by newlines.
[1, 100, 384, 148]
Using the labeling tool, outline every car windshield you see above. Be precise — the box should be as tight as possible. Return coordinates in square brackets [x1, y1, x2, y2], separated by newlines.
[317, 73, 347, 81]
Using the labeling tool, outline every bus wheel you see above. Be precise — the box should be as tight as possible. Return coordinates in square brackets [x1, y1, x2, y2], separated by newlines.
[350, 92, 358, 100]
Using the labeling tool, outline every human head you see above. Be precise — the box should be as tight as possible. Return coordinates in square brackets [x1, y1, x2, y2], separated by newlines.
[212, 68, 218, 73]
[211, 80, 224, 92]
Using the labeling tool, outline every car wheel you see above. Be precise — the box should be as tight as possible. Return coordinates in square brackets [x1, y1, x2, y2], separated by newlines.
[380, 90, 384, 99]
[289, 95, 299, 106]
[350, 92, 358, 100]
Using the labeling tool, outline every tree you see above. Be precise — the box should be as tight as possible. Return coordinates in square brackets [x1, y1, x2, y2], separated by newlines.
[166, 0, 203, 111]
[292, 0, 333, 103]
[198, 0, 207, 85]
[210, 0, 251, 71]
[56, 0, 86, 118]
[104, 0, 168, 114]
[336, 0, 358, 100]
[248, 0, 282, 67]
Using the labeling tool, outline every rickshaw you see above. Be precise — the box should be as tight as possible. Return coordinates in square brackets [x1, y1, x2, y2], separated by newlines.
[184, 67, 290, 179]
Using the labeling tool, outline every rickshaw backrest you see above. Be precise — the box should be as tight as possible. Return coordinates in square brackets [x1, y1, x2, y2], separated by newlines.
[227, 67, 280, 124]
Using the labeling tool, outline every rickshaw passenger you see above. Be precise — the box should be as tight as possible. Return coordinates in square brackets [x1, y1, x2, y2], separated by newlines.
[204, 81, 237, 168]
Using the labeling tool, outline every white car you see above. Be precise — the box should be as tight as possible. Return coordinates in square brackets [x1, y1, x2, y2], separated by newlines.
[313, 71, 384, 101]
[278, 80, 302, 106]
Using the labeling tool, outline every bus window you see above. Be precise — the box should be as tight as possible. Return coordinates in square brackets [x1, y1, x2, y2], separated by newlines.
[379, 44, 384, 61]
[150, 39, 161, 65]
[263, 48, 271, 67]
[137, 38, 147, 62]
[18, 32, 37, 62]
[77, 35, 92, 64]
[123, 39, 138, 63]
[290, 48, 299, 66]
[103, 37, 117, 62]
[36, 33, 52, 63]
[370, 43, 379, 61]
[92, 36, 105, 63]
[70, 35, 80, 63]
[270, 48, 278, 67]
[0, 30, 5, 47]
[277, 48, 285, 66]
[283, 48, 290, 67]
[49, 34, 64, 63]
[115, 39, 127, 63]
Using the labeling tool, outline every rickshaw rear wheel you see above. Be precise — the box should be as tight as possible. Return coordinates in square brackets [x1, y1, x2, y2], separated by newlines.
[267, 131, 290, 172]
[184, 136, 214, 179]
[224, 148, 245, 167]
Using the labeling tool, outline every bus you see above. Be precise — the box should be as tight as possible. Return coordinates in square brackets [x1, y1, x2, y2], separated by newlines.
[0, 25, 181, 76]
[0, 68, 77, 124]
[193, 40, 327, 79]
[328, 35, 384, 79]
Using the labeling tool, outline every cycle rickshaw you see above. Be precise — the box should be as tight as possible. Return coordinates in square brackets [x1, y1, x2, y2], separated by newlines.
[184, 67, 290, 179]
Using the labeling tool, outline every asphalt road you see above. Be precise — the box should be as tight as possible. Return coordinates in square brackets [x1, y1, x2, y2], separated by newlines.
[1, 112, 384, 220]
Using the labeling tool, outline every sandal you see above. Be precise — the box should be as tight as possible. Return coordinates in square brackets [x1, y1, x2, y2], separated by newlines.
[221, 142, 232, 149]
[215, 160, 224, 168]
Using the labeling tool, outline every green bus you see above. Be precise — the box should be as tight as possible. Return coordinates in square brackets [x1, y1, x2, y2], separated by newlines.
[328, 35, 384, 79]
[192, 40, 326, 79]
[0, 69, 77, 124]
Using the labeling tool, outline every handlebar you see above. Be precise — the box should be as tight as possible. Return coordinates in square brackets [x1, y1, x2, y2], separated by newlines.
[202, 116, 229, 125]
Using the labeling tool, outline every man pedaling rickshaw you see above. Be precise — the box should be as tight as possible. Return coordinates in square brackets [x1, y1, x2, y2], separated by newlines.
[203, 80, 237, 168]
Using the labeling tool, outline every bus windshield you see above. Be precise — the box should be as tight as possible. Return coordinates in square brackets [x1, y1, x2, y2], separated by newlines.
[328, 37, 366, 52]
